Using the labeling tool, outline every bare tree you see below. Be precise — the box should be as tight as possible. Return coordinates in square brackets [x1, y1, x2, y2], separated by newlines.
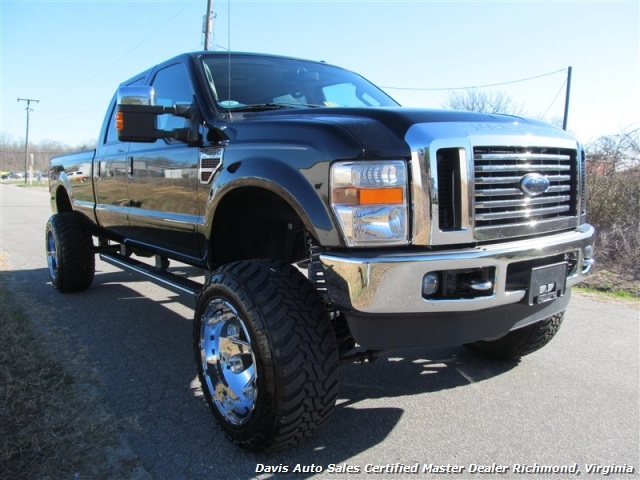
[0, 133, 96, 173]
[586, 127, 640, 279]
[443, 89, 527, 116]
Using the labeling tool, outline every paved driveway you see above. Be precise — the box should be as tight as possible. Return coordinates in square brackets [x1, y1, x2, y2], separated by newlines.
[1, 183, 638, 479]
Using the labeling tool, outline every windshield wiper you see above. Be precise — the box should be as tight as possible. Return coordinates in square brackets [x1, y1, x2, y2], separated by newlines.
[226, 102, 323, 112]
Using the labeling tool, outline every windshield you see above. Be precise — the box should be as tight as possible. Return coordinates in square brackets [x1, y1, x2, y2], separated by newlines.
[200, 54, 400, 111]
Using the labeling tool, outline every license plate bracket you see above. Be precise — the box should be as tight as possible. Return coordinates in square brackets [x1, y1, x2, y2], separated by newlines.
[528, 262, 568, 305]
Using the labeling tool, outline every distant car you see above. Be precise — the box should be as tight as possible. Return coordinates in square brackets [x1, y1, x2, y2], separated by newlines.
[2, 172, 21, 179]
[67, 171, 88, 182]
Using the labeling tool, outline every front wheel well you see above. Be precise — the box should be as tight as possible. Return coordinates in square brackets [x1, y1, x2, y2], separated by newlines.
[210, 187, 311, 267]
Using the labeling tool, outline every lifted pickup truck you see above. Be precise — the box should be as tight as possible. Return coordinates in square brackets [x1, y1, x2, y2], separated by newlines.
[47, 51, 595, 450]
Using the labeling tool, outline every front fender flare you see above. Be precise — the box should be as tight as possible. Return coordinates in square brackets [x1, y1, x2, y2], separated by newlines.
[206, 157, 343, 247]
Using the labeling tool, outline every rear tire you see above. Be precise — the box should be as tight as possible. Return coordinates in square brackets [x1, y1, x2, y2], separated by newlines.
[193, 259, 340, 451]
[464, 312, 565, 360]
[45, 212, 95, 293]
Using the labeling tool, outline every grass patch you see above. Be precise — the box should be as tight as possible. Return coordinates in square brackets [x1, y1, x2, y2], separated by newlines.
[579, 265, 639, 300]
[0, 286, 143, 479]
[574, 285, 639, 302]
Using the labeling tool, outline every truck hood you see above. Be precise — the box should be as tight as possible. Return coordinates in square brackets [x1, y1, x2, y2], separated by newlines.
[237, 107, 572, 159]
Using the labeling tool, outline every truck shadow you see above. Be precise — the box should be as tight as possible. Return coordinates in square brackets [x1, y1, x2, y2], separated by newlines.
[258, 350, 518, 479]
[2, 266, 518, 479]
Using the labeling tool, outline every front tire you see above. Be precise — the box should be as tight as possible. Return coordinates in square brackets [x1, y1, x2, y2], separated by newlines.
[45, 212, 95, 293]
[193, 259, 340, 451]
[464, 312, 565, 360]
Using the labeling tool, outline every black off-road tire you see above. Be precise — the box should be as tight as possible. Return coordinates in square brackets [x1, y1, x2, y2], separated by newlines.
[464, 312, 565, 360]
[45, 212, 95, 293]
[193, 259, 340, 451]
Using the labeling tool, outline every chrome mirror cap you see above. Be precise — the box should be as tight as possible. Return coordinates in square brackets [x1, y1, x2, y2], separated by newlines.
[117, 86, 156, 106]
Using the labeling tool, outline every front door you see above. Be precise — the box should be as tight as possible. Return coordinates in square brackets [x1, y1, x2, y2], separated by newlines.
[94, 101, 131, 237]
[126, 62, 201, 258]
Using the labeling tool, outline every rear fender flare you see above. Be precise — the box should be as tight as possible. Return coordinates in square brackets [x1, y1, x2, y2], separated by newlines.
[49, 175, 74, 214]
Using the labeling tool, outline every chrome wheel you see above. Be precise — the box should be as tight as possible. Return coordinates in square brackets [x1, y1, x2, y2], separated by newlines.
[194, 260, 339, 450]
[46, 230, 58, 280]
[199, 298, 257, 425]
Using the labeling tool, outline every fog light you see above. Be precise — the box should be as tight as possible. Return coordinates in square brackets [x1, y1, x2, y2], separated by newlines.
[422, 273, 439, 297]
[584, 245, 593, 259]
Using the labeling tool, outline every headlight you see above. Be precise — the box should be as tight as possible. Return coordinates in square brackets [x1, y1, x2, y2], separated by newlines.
[331, 160, 408, 246]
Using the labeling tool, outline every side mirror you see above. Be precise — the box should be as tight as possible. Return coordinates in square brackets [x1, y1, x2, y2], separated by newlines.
[118, 86, 157, 106]
[116, 86, 199, 143]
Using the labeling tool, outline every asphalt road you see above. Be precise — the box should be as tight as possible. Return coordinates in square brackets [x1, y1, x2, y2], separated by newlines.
[1, 183, 638, 480]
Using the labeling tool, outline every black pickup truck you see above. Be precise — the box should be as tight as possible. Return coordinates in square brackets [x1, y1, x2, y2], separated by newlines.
[47, 51, 595, 450]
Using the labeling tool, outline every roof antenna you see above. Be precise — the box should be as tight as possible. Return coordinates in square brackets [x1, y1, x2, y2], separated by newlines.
[227, 0, 232, 119]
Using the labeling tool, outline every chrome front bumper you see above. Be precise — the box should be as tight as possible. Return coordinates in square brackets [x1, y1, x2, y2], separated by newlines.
[320, 224, 594, 315]
[319, 225, 594, 349]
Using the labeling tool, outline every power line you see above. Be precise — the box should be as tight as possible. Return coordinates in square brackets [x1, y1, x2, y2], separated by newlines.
[381, 68, 566, 91]
[541, 77, 568, 120]
[43, 1, 196, 102]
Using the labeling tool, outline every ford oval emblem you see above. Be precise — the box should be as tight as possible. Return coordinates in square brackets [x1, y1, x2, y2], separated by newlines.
[520, 173, 550, 196]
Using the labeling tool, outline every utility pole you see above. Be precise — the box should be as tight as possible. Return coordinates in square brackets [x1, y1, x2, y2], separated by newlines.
[203, 0, 213, 50]
[562, 66, 572, 131]
[17, 97, 39, 185]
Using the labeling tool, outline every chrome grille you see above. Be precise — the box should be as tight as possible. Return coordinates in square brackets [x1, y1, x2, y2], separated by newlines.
[202, 158, 221, 169]
[474, 147, 578, 236]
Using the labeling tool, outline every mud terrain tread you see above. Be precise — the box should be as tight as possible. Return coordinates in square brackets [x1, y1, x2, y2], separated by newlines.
[194, 259, 339, 451]
[46, 212, 95, 293]
[464, 312, 565, 360]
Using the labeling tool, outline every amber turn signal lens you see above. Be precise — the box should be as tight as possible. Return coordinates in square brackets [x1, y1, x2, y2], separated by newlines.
[115, 112, 124, 131]
[359, 188, 403, 205]
[333, 187, 404, 205]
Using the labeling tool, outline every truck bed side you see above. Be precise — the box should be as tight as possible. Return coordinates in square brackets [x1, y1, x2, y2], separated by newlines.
[49, 149, 97, 223]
